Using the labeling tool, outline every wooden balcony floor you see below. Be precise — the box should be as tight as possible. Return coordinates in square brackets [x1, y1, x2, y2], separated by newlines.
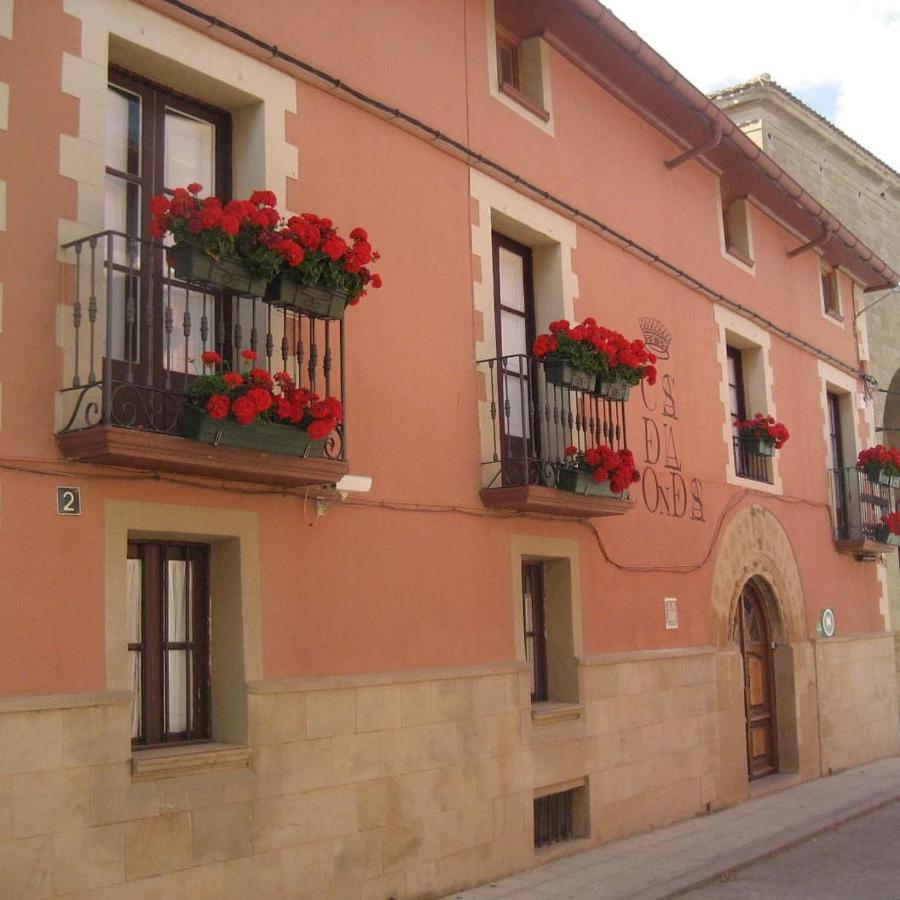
[57, 426, 348, 488]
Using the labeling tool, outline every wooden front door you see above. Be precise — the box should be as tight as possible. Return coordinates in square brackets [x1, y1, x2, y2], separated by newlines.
[737, 584, 778, 779]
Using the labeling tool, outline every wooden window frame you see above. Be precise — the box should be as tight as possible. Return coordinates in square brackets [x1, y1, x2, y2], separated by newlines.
[107, 67, 233, 389]
[726, 345, 747, 426]
[522, 562, 548, 703]
[494, 24, 550, 122]
[128, 540, 211, 748]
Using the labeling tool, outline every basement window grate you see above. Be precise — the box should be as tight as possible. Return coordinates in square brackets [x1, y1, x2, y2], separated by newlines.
[534, 788, 578, 848]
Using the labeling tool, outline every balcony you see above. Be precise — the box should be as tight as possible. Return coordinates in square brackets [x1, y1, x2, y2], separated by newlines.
[732, 436, 773, 484]
[56, 231, 348, 487]
[477, 354, 634, 517]
[829, 467, 898, 558]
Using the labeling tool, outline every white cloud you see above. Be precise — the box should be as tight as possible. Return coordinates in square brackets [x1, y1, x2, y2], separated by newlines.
[604, 0, 900, 171]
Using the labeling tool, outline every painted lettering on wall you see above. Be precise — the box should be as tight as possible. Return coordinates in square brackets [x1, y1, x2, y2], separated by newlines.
[637, 318, 704, 522]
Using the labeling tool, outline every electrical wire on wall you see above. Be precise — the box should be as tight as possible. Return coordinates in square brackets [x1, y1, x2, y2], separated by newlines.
[0, 453, 833, 576]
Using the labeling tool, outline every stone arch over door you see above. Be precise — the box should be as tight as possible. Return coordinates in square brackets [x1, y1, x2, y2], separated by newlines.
[711, 505, 806, 648]
[711, 505, 812, 793]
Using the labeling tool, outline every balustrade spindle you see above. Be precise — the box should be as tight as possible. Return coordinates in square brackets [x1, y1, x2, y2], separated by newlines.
[182, 286, 192, 380]
[200, 294, 209, 353]
[307, 317, 318, 392]
[281, 309, 290, 373]
[323, 323, 333, 397]
[233, 298, 243, 369]
[72, 243, 82, 388]
[250, 299, 259, 357]
[142, 244, 154, 388]
[265, 304, 274, 372]
[125, 243, 136, 385]
[88, 236, 98, 385]
[487, 359, 499, 463]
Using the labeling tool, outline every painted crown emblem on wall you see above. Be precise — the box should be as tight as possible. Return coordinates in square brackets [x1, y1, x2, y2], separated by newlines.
[638, 317, 672, 360]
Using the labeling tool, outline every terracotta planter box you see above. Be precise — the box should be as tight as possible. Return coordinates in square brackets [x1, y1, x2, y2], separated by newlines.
[557, 466, 624, 498]
[180, 404, 326, 457]
[542, 360, 596, 392]
[265, 277, 349, 319]
[874, 526, 900, 546]
[167, 245, 267, 297]
[594, 377, 633, 402]
[741, 437, 776, 457]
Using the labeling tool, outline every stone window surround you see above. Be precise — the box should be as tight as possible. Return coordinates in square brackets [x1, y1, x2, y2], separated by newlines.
[510, 534, 583, 716]
[105, 500, 262, 773]
[717, 181, 756, 274]
[816, 359, 861, 472]
[485, 0, 555, 135]
[714, 305, 783, 494]
[59, 0, 299, 248]
[470, 168, 578, 486]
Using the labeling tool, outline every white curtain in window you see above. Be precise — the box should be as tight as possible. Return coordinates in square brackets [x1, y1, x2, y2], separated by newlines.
[126, 559, 142, 740]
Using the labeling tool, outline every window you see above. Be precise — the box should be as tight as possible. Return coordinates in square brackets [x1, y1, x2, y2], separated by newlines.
[522, 562, 548, 703]
[493, 232, 539, 484]
[828, 392, 848, 537]
[728, 344, 771, 484]
[721, 197, 753, 266]
[533, 784, 588, 848]
[821, 266, 841, 319]
[493, 19, 549, 122]
[520, 558, 578, 708]
[106, 68, 232, 387]
[128, 541, 210, 746]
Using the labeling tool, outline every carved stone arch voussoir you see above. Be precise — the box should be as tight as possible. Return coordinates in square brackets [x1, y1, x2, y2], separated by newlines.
[711, 504, 806, 647]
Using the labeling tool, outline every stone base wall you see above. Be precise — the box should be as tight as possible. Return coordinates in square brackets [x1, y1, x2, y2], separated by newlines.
[1, 639, 897, 899]
[816, 633, 900, 774]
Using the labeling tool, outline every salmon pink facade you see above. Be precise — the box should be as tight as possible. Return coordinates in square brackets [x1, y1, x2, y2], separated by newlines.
[0, 1, 898, 897]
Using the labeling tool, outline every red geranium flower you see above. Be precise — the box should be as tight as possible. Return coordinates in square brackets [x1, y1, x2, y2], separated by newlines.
[223, 372, 244, 388]
[201, 350, 222, 366]
[240, 349, 258, 361]
[231, 395, 257, 426]
[206, 394, 230, 420]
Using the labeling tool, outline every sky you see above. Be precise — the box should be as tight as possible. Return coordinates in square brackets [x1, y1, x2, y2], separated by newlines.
[605, 0, 900, 173]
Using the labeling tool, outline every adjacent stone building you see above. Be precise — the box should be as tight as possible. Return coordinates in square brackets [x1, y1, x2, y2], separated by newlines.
[713, 74, 900, 698]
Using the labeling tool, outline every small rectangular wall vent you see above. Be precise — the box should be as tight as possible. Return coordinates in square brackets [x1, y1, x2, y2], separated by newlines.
[533, 785, 586, 848]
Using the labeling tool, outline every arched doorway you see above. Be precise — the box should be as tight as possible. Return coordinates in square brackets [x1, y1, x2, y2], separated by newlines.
[734, 579, 778, 779]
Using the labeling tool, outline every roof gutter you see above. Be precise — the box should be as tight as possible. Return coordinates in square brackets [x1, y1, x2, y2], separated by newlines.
[566, 0, 899, 288]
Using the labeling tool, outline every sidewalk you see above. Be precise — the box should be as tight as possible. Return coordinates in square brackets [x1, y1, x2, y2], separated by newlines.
[442, 757, 900, 900]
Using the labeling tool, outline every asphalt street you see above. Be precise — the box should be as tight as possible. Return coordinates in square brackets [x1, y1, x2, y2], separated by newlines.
[683, 800, 900, 900]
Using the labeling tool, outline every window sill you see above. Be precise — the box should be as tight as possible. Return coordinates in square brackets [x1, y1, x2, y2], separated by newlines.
[725, 246, 755, 268]
[131, 742, 252, 782]
[531, 701, 582, 726]
[824, 310, 844, 324]
[499, 80, 551, 122]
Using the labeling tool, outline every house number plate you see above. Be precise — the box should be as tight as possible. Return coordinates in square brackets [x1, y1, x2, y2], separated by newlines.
[57, 486, 81, 516]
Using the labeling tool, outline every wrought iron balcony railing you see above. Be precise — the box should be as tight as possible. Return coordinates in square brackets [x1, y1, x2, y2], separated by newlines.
[478, 354, 627, 491]
[829, 466, 896, 548]
[57, 231, 346, 460]
[732, 436, 773, 484]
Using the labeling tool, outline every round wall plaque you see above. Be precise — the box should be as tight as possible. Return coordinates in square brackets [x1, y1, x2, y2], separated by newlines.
[820, 608, 836, 638]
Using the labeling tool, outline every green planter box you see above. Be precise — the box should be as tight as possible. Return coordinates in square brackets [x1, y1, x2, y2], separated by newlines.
[542, 360, 596, 393]
[167, 244, 268, 298]
[594, 377, 633, 402]
[878, 470, 900, 489]
[874, 526, 900, 546]
[557, 466, 624, 498]
[264, 277, 349, 319]
[180, 404, 326, 457]
[741, 437, 776, 457]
